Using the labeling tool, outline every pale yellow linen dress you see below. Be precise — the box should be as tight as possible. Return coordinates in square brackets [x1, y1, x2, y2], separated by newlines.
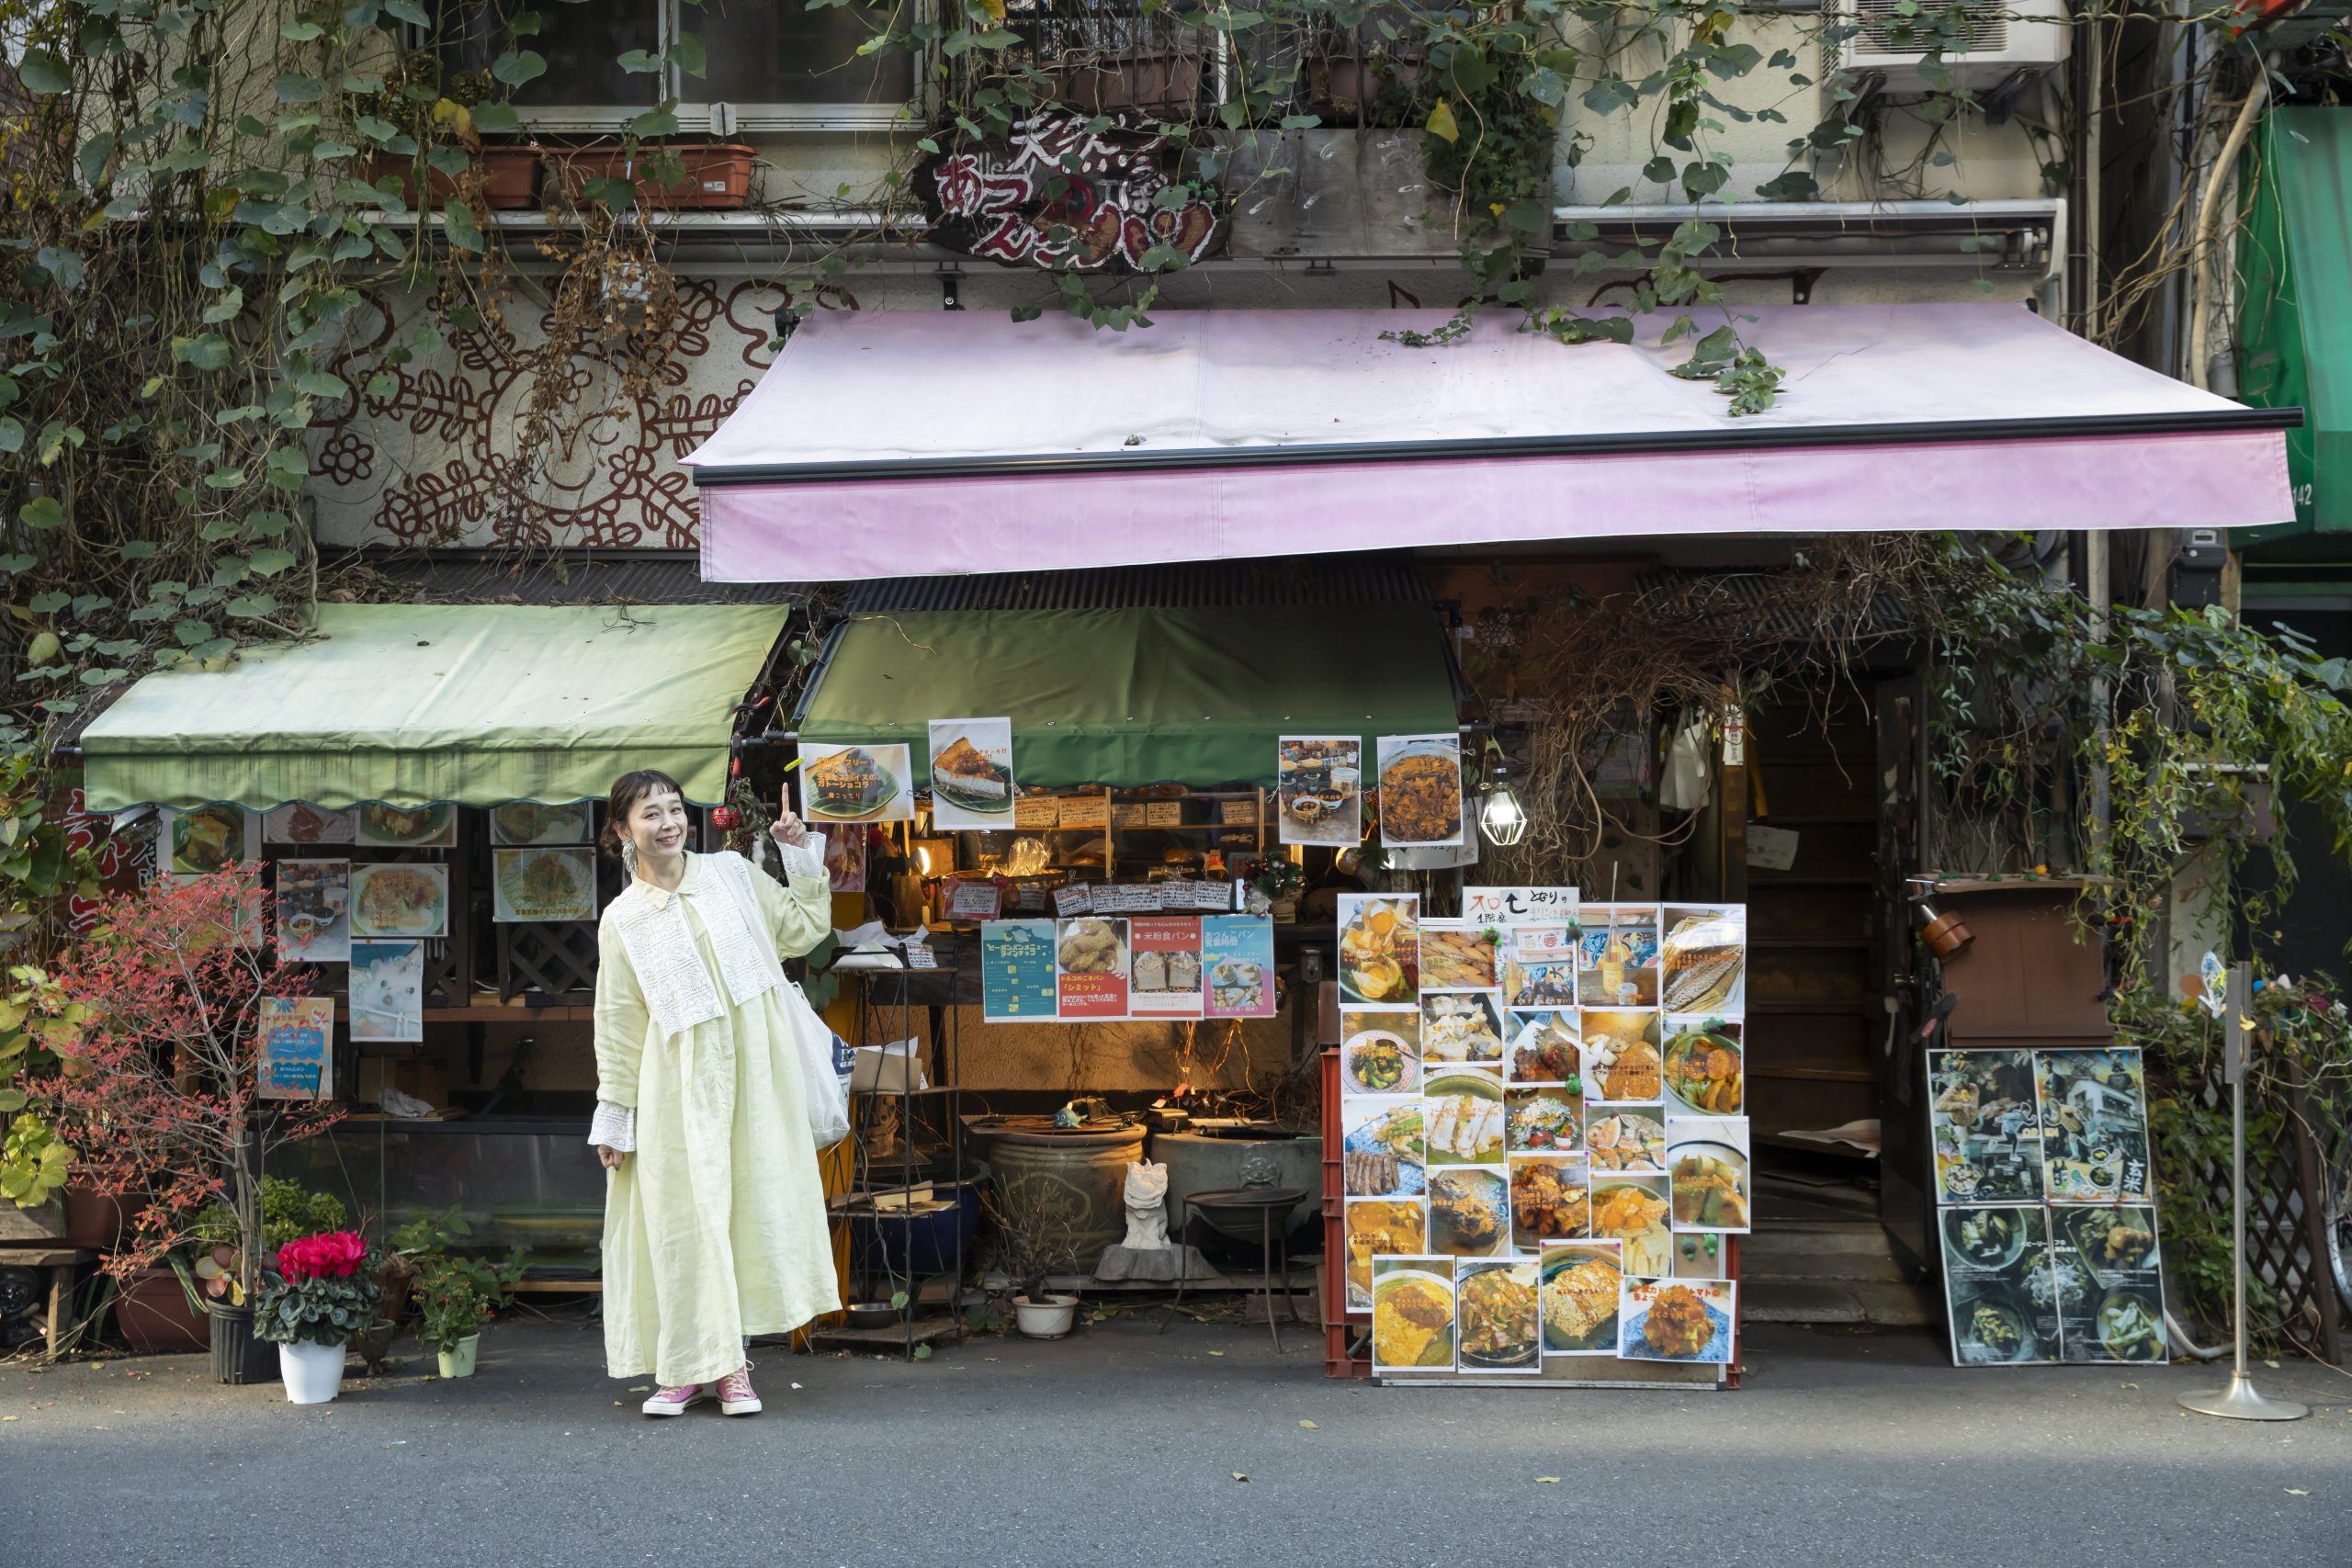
[593, 851, 841, 1386]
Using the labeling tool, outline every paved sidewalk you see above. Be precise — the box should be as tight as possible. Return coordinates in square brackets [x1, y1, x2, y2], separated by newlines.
[4, 1314, 2348, 1566]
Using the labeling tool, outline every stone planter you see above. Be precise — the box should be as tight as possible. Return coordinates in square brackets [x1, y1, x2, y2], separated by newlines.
[1151, 1125, 1323, 1240]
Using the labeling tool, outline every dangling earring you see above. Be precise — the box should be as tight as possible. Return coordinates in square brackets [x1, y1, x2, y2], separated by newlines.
[621, 839, 639, 879]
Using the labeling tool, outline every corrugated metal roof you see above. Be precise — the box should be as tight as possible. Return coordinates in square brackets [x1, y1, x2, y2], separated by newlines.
[1631, 570, 1910, 641]
[351, 549, 807, 606]
[842, 557, 1433, 613]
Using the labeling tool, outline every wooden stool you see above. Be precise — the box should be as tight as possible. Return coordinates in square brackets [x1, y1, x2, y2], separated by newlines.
[0, 1247, 96, 1356]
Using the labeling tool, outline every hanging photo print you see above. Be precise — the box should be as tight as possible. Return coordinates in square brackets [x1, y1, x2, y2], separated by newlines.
[349, 940, 424, 1043]
[1619, 1277, 1736, 1363]
[1419, 920, 1500, 991]
[1341, 1095, 1427, 1199]
[1341, 1010, 1421, 1096]
[1455, 1257, 1543, 1373]
[1345, 1199, 1430, 1313]
[1202, 915, 1277, 1018]
[1375, 733, 1464, 848]
[1336, 893, 1419, 1010]
[1662, 1018, 1743, 1116]
[355, 802, 456, 849]
[1578, 906, 1660, 1008]
[492, 847, 598, 923]
[928, 717, 1017, 830]
[1276, 735, 1363, 847]
[1541, 1239, 1624, 1356]
[170, 804, 254, 874]
[825, 827, 867, 894]
[489, 803, 594, 847]
[263, 804, 355, 847]
[256, 996, 335, 1101]
[1660, 905, 1747, 1014]
[1054, 916, 1131, 1020]
[1129, 916, 1206, 1020]
[1667, 1115, 1752, 1235]
[1372, 1258, 1457, 1372]
[350, 863, 450, 939]
[273, 859, 351, 963]
[797, 742, 916, 824]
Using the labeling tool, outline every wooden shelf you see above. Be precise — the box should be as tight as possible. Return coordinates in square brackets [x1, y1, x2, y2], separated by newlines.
[1748, 1066, 1878, 1084]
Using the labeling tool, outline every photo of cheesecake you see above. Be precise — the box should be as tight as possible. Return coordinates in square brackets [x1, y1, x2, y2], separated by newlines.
[931, 732, 1012, 816]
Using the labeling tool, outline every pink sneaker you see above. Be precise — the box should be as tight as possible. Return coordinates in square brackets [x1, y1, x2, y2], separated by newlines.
[640, 1382, 710, 1416]
[717, 1364, 762, 1416]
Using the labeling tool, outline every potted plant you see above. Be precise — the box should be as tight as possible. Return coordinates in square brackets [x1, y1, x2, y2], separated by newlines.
[39, 870, 342, 1381]
[352, 52, 541, 211]
[1035, 0, 1205, 118]
[984, 1179, 1082, 1339]
[353, 1205, 466, 1369]
[413, 1247, 525, 1379]
[548, 141, 760, 212]
[253, 1230, 380, 1404]
[1244, 856, 1306, 923]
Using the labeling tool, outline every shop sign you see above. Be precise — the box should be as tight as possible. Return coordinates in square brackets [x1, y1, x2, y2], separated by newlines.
[918, 113, 1227, 274]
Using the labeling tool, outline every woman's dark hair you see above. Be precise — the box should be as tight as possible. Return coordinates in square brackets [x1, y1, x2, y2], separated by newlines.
[602, 770, 686, 862]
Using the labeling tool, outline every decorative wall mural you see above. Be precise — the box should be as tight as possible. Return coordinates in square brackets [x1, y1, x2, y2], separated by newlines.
[919, 112, 1227, 273]
[308, 278, 791, 550]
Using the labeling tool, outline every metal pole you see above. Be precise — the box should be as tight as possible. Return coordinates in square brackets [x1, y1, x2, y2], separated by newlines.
[2179, 962, 2308, 1421]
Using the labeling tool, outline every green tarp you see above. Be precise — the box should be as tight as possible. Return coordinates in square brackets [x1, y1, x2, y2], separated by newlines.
[81, 603, 786, 810]
[797, 604, 1460, 789]
[2237, 107, 2352, 547]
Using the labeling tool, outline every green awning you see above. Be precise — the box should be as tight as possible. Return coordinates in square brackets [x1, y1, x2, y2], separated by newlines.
[81, 603, 786, 810]
[2237, 107, 2352, 547]
[797, 604, 1460, 789]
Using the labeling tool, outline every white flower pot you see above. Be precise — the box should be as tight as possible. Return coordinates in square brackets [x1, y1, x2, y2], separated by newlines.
[436, 1333, 481, 1379]
[279, 1340, 348, 1404]
[1012, 1294, 1079, 1339]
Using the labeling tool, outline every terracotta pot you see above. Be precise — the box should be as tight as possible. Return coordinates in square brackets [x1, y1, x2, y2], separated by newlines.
[550, 142, 757, 210]
[361, 144, 542, 210]
[1052, 52, 1204, 118]
[1920, 909, 1973, 959]
[115, 1267, 209, 1353]
[63, 1185, 131, 1251]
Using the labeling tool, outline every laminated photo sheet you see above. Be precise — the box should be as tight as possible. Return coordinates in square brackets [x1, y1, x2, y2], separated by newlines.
[1541, 1238, 1624, 1357]
[1928, 1048, 2047, 1204]
[349, 862, 450, 939]
[797, 741, 915, 824]
[1670, 1232, 1732, 1280]
[1577, 904, 1659, 1009]
[1582, 1009, 1663, 1108]
[1201, 915, 1277, 1020]
[1939, 1204, 2061, 1366]
[1420, 988, 1508, 1071]
[1501, 919, 1580, 1010]
[262, 804, 356, 847]
[1588, 1172, 1673, 1278]
[1659, 903, 1747, 1015]
[256, 996, 335, 1101]
[1503, 1009, 1581, 1089]
[1340, 1010, 1421, 1097]
[1052, 916, 1130, 1021]
[927, 716, 1016, 830]
[2048, 1202, 2168, 1364]
[492, 846, 597, 923]
[349, 940, 424, 1043]
[2034, 1046, 2154, 1206]
[1419, 919, 1500, 991]
[1341, 1095, 1426, 1200]
[1619, 1276, 1736, 1364]
[1127, 915, 1205, 1020]
[487, 803, 594, 847]
[273, 859, 350, 963]
[1425, 1164, 1509, 1258]
[1660, 1015, 1744, 1118]
[1666, 1114, 1753, 1235]
[1336, 892, 1419, 1011]
[1344, 1197, 1430, 1313]
[979, 919, 1058, 1021]
[1275, 734, 1363, 847]
[1454, 1256, 1543, 1374]
[1374, 732, 1464, 848]
[165, 804, 258, 874]
[1421, 1066, 1507, 1169]
[1584, 1105, 1668, 1177]
[1371, 1257, 1458, 1372]
[1507, 1151, 1589, 1253]
[1504, 1085, 1582, 1160]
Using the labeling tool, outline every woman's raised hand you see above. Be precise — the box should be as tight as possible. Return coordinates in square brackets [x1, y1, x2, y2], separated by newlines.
[770, 797, 808, 847]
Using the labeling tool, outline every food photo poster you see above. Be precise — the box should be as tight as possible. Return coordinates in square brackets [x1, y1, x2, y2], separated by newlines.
[1276, 734, 1363, 847]
[927, 717, 1016, 831]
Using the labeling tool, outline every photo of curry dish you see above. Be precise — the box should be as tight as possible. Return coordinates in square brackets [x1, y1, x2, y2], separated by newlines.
[1372, 1265, 1456, 1370]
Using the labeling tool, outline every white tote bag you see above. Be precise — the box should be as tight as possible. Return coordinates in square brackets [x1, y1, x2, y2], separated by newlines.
[752, 832, 854, 1151]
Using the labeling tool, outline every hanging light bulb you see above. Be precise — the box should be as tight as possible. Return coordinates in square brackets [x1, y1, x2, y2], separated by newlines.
[1478, 783, 1528, 846]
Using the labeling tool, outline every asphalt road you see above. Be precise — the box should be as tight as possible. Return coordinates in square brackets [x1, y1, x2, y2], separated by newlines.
[5, 1314, 2348, 1567]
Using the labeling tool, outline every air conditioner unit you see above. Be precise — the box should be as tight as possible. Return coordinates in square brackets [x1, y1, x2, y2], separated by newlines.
[1835, 0, 2071, 90]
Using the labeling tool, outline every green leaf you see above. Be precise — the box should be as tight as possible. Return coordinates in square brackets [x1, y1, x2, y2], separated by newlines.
[248, 547, 298, 578]
[19, 498, 65, 532]
[17, 50, 70, 96]
[202, 286, 245, 324]
[226, 593, 279, 620]
[441, 200, 485, 253]
[1643, 155, 1677, 185]
[383, 0, 431, 23]
[176, 333, 233, 371]
[34, 248, 85, 290]
[77, 132, 114, 189]
[275, 73, 331, 104]
[27, 592, 69, 615]
[492, 49, 548, 87]
[469, 102, 521, 134]
[616, 48, 662, 73]
[628, 108, 681, 139]
[669, 32, 707, 77]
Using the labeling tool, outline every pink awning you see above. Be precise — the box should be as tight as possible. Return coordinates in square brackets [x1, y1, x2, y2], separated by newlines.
[687, 304, 2296, 582]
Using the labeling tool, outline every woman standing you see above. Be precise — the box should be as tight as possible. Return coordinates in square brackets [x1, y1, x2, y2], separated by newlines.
[587, 769, 841, 1416]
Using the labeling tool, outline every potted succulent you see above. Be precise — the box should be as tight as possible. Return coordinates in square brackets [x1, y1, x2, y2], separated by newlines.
[39, 871, 342, 1380]
[253, 1230, 380, 1404]
[413, 1247, 526, 1379]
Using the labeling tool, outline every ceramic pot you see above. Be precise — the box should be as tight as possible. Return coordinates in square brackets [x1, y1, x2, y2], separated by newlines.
[117, 1267, 209, 1352]
[436, 1333, 481, 1379]
[1012, 1294, 1078, 1338]
[278, 1339, 347, 1404]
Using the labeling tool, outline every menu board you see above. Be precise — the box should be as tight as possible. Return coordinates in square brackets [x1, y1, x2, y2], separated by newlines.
[978, 913, 1278, 1022]
[980, 919, 1058, 1021]
[1929, 1045, 2167, 1366]
[1360, 898, 1750, 1376]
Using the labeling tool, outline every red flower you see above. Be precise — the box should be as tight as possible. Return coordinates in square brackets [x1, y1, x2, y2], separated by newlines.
[277, 1229, 368, 1281]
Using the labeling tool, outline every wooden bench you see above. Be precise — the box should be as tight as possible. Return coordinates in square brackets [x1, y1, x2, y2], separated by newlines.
[0, 1247, 97, 1357]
